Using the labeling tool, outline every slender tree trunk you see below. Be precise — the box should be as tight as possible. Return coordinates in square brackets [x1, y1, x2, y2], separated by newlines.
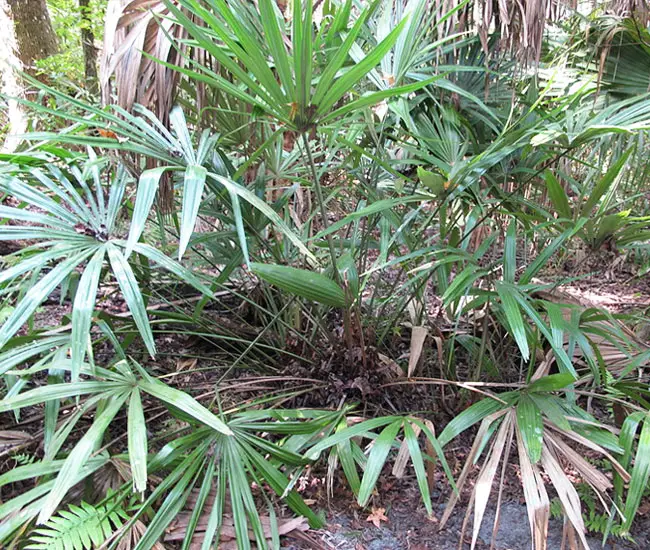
[79, 0, 98, 96]
[5, 0, 58, 71]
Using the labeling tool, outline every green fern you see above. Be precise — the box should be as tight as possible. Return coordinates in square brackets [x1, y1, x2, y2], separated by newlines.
[551, 488, 635, 543]
[12, 453, 36, 466]
[26, 501, 128, 550]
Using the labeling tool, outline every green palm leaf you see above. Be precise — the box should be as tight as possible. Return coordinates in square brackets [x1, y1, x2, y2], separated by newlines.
[38, 393, 129, 523]
[0, 250, 92, 349]
[179, 165, 208, 259]
[70, 246, 106, 380]
[106, 243, 156, 356]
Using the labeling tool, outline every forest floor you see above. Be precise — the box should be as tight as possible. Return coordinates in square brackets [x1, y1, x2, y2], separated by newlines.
[302, 500, 648, 549]
[3, 246, 650, 549]
[293, 249, 650, 550]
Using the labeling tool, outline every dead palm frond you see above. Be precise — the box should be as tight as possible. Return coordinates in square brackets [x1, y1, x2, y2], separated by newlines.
[100, 0, 189, 209]
[100, 0, 184, 118]
[532, 285, 650, 378]
[438, 379, 630, 550]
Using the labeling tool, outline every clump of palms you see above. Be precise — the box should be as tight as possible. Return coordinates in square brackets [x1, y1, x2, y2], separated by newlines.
[1, 1, 650, 549]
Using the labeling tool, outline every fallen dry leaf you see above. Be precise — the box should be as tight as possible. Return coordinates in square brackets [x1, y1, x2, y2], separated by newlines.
[407, 326, 428, 377]
[176, 357, 198, 372]
[366, 507, 388, 528]
[164, 487, 309, 548]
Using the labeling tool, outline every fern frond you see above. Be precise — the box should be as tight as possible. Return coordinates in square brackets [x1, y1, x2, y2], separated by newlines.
[12, 453, 36, 466]
[26, 501, 127, 550]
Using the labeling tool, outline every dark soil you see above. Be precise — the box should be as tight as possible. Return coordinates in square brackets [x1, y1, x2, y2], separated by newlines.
[308, 501, 648, 550]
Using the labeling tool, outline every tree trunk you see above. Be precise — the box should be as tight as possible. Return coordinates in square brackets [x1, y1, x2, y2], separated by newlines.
[0, 0, 57, 152]
[79, 0, 98, 96]
[1, 1, 24, 152]
[5, 0, 58, 71]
